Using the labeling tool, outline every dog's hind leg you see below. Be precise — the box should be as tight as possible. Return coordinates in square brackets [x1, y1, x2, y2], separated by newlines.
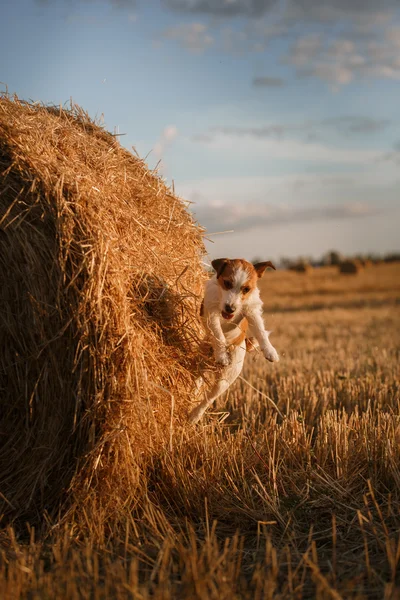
[188, 341, 246, 424]
[188, 378, 229, 424]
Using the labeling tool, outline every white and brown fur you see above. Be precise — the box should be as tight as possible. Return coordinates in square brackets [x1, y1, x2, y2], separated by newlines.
[188, 258, 279, 424]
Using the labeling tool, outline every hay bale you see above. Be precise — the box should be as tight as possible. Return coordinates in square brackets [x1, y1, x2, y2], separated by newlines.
[289, 261, 313, 274]
[339, 259, 362, 274]
[0, 94, 206, 527]
[361, 258, 373, 268]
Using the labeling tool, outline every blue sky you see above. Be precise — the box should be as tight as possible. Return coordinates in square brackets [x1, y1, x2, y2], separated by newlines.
[1, 0, 399, 262]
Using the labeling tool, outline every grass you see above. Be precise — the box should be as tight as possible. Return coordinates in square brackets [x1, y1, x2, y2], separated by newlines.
[1, 263, 399, 599]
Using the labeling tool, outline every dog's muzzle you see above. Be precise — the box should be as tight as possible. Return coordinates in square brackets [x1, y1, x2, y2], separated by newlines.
[223, 304, 235, 320]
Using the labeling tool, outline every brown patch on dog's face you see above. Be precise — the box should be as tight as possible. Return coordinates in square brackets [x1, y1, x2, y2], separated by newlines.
[215, 259, 255, 289]
[211, 258, 230, 279]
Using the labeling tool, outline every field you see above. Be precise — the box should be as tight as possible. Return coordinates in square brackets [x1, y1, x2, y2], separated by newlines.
[1, 263, 399, 599]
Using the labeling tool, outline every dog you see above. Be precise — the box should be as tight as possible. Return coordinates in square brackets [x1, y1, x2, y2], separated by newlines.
[188, 258, 279, 424]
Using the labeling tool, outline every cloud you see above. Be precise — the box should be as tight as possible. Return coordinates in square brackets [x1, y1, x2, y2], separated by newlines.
[284, 32, 323, 67]
[153, 125, 179, 160]
[164, 0, 278, 17]
[110, 0, 136, 6]
[43, 0, 400, 89]
[188, 131, 382, 174]
[219, 19, 291, 53]
[285, 0, 397, 24]
[198, 124, 288, 139]
[191, 200, 380, 233]
[157, 19, 289, 55]
[323, 116, 390, 134]
[159, 22, 214, 53]
[192, 115, 389, 145]
[160, 0, 400, 89]
[385, 25, 400, 47]
[253, 76, 285, 87]
[39, 0, 399, 24]
[164, 0, 398, 22]
[379, 140, 400, 165]
[284, 27, 400, 87]
[37, 0, 137, 6]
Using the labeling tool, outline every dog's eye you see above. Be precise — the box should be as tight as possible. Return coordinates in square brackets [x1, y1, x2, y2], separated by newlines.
[224, 280, 233, 290]
[242, 286, 250, 294]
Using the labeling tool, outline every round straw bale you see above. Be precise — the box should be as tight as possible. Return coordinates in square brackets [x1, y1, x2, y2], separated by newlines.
[360, 258, 373, 268]
[0, 95, 206, 527]
[339, 259, 362, 274]
[289, 261, 313, 274]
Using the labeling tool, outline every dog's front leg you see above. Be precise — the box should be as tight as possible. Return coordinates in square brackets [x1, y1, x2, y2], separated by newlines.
[206, 312, 230, 366]
[247, 310, 279, 362]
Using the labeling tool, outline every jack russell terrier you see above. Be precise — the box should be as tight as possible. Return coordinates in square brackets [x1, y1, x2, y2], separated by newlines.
[188, 258, 279, 424]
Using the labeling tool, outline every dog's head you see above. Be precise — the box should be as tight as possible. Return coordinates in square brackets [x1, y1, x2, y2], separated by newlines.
[211, 258, 275, 320]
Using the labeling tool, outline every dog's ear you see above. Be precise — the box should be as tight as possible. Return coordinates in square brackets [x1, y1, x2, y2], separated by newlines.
[253, 261, 276, 278]
[211, 258, 229, 278]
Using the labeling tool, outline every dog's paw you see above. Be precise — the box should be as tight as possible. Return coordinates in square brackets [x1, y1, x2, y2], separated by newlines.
[262, 344, 279, 362]
[215, 351, 230, 367]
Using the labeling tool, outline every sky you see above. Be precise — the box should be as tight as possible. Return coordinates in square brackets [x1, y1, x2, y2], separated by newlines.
[1, 0, 399, 263]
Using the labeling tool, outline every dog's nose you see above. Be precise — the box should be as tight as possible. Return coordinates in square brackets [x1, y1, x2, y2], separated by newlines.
[224, 304, 235, 314]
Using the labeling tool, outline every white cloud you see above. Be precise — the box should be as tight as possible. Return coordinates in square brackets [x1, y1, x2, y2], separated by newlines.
[178, 169, 399, 207]
[165, 0, 399, 22]
[163, 125, 179, 143]
[284, 1, 396, 26]
[153, 125, 179, 162]
[253, 76, 285, 87]
[285, 33, 323, 67]
[164, 0, 277, 17]
[191, 199, 379, 232]
[219, 20, 289, 54]
[385, 26, 400, 47]
[158, 0, 400, 88]
[157, 18, 288, 55]
[173, 170, 399, 261]
[159, 22, 214, 53]
[192, 116, 391, 148]
[192, 129, 380, 164]
[284, 25, 400, 87]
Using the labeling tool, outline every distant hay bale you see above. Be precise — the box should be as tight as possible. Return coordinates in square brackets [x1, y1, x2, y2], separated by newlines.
[0, 94, 206, 527]
[289, 261, 313, 274]
[339, 259, 362, 274]
[384, 253, 400, 263]
[361, 258, 373, 268]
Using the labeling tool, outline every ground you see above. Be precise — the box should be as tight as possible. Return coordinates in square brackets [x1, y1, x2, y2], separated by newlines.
[1, 263, 399, 599]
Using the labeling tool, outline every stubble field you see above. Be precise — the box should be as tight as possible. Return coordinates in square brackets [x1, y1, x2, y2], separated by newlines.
[1, 263, 399, 599]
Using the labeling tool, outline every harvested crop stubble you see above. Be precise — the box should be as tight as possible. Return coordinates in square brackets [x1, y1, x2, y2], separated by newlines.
[0, 94, 206, 527]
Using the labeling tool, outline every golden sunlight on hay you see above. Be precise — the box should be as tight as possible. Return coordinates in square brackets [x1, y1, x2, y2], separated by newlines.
[0, 95, 206, 525]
